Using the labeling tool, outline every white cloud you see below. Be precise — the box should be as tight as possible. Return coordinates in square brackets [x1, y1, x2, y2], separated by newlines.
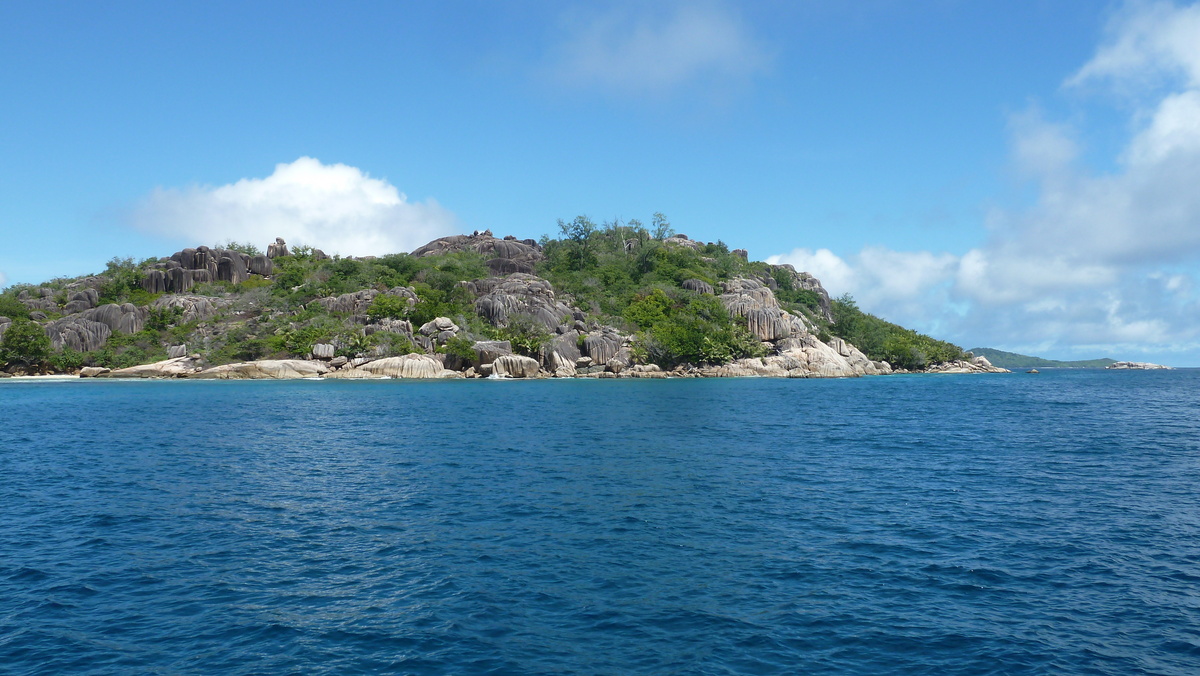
[770, 2, 1200, 362]
[550, 2, 768, 96]
[132, 157, 458, 256]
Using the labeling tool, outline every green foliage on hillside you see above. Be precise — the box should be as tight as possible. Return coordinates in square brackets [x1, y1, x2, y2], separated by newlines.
[625, 289, 766, 366]
[829, 295, 964, 370]
[0, 318, 52, 366]
[538, 215, 762, 322]
[967, 347, 1116, 369]
[0, 293, 31, 320]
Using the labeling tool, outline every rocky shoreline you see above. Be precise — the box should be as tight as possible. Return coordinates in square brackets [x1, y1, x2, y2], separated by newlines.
[3, 230, 1009, 379]
[69, 351, 1009, 381]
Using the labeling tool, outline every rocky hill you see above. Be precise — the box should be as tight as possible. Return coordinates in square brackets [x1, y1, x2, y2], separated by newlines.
[0, 218, 1004, 379]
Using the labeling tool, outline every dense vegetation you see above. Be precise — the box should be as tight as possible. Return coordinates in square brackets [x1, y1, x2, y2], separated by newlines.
[826, 295, 964, 370]
[0, 217, 967, 373]
[966, 347, 1115, 369]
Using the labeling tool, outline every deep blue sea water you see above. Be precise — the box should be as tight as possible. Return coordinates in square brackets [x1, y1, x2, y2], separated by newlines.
[2, 369, 1200, 675]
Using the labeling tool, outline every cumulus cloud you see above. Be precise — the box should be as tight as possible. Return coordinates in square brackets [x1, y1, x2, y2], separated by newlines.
[771, 2, 1200, 361]
[550, 2, 768, 97]
[132, 157, 458, 256]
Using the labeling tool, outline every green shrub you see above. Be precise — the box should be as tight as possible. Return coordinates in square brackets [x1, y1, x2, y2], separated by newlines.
[0, 294, 31, 320]
[366, 294, 410, 321]
[829, 294, 964, 370]
[491, 314, 550, 358]
[0, 318, 51, 366]
[48, 349, 85, 372]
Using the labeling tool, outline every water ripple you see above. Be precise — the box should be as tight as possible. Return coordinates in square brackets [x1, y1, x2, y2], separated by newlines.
[1, 370, 1199, 674]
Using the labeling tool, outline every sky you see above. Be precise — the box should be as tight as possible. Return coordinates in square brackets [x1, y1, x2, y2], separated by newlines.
[2, 1, 1199, 364]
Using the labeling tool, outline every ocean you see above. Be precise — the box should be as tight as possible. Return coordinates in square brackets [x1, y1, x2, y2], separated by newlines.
[2, 370, 1198, 674]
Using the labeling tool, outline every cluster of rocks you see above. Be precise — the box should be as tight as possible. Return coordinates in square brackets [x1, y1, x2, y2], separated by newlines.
[142, 245, 271, 294]
[923, 356, 1010, 374]
[412, 230, 543, 275]
[1106, 361, 1173, 370]
[5, 234, 1018, 382]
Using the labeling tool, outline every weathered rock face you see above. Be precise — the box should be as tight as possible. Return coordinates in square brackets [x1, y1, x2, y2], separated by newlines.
[542, 331, 582, 373]
[192, 359, 330, 379]
[17, 288, 58, 312]
[1106, 361, 1173, 370]
[491, 354, 540, 378]
[352, 353, 453, 379]
[82, 303, 146, 335]
[471, 274, 575, 329]
[79, 366, 110, 378]
[925, 359, 1011, 374]
[267, 238, 290, 259]
[43, 317, 112, 352]
[149, 295, 228, 323]
[770, 264, 834, 322]
[316, 287, 418, 319]
[419, 317, 460, 338]
[167, 345, 188, 358]
[682, 278, 714, 295]
[312, 343, 336, 359]
[471, 340, 512, 367]
[143, 245, 257, 293]
[248, 255, 273, 276]
[581, 329, 626, 366]
[663, 234, 703, 251]
[61, 288, 99, 315]
[101, 355, 205, 378]
[718, 278, 811, 342]
[412, 230, 543, 275]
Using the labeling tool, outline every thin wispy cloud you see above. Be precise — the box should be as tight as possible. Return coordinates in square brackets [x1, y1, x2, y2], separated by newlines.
[131, 157, 459, 256]
[548, 2, 769, 98]
[771, 1, 1200, 359]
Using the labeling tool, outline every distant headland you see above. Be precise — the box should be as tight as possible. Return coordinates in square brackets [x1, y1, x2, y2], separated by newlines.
[1, 218, 1011, 379]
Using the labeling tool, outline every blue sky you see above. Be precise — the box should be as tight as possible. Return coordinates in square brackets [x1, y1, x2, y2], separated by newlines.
[2, 1, 1199, 364]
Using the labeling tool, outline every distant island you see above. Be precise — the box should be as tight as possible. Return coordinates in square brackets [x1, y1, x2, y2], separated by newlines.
[0, 217, 1008, 379]
[967, 347, 1118, 370]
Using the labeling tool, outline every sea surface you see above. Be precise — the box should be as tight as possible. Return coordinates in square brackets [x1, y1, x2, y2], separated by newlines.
[2, 369, 1199, 675]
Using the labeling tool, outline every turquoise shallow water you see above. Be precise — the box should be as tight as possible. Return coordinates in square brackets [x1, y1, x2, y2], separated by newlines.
[2, 370, 1199, 674]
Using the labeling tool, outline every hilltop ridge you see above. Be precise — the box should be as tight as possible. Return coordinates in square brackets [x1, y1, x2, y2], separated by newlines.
[0, 218, 1003, 379]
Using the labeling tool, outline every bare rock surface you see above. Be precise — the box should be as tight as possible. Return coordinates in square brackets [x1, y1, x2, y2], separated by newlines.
[44, 316, 112, 352]
[102, 356, 206, 378]
[472, 274, 574, 329]
[491, 354, 541, 378]
[192, 359, 330, 380]
[412, 230, 543, 275]
[1106, 361, 1173, 370]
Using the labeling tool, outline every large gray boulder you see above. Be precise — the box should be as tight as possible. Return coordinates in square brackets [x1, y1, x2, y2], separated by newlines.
[191, 359, 331, 379]
[149, 295, 228, 323]
[338, 353, 457, 379]
[102, 355, 205, 378]
[471, 274, 574, 329]
[491, 354, 540, 378]
[44, 316, 113, 352]
[266, 238, 290, 258]
[412, 231, 543, 275]
[83, 303, 145, 335]
[471, 340, 512, 367]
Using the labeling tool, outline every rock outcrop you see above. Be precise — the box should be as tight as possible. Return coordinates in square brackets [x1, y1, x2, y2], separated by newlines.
[411, 230, 543, 275]
[490, 354, 541, 378]
[44, 317, 112, 352]
[191, 359, 331, 379]
[101, 355, 205, 378]
[471, 274, 575, 329]
[326, 353, 459, 379]
[1106, 361, 1173, 370]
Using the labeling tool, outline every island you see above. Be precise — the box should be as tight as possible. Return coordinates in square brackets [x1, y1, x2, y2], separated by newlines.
[0, 219, 1008, 379]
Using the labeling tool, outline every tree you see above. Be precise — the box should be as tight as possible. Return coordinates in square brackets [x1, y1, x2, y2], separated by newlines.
[1, 318, 51, 366]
